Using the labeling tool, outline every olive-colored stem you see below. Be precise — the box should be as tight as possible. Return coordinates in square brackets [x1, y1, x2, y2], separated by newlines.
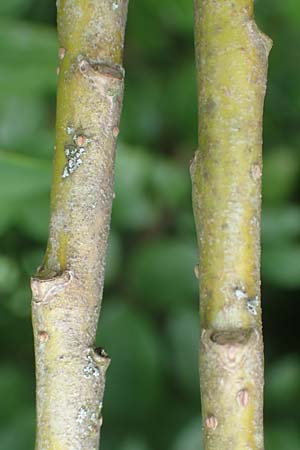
[191, 2, 271, 449]
[30, 1, 128, 449]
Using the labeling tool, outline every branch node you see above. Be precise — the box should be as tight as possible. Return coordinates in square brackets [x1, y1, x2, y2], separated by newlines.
[78, 57, 124, 82]
[210, 328, 253, 346]
[93, 347, 111, 368]
[83, 348, 110, 380]
[202, 328, 260, 372]
[31, 270, 73, 303]
[247, 20, 273, 57]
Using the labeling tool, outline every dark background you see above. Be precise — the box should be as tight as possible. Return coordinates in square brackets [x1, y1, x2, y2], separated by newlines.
[0, 0, 300, 449]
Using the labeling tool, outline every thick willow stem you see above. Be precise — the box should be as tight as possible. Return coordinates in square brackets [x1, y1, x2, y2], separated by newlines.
[191, 2, 272, 449]
[30, 1, 128, 449]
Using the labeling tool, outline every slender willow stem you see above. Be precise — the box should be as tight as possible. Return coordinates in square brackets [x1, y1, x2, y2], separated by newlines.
[191, 2, 272, 449]
[31, 1, 128, 449]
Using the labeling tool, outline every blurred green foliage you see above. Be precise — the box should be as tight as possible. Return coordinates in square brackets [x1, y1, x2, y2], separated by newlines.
[0, 0, 299, 449]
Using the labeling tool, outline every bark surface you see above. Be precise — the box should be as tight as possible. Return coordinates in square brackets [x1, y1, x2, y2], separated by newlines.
[31, 1, 128, 449]
[191, 1, 272, 449]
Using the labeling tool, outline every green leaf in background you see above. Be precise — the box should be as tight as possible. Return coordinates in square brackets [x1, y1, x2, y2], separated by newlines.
[96, 302, 162, 426]
[21, 249, 44, 277]
[126, 1, 171, 59]
[166, 311, 199, 396]
[265, 356, 300, 417]
[0, 20, 57, 98]
[1, 249, 43, 317]
[8, 282, 32, 318]
[0, 94, 55, 159]
[262, 206, 300, 246]
[163, 62, 197, 143]
[119, 436, 150, 450]
[176, 210, 197, 237]
[262, 244, 300, 288]
[113, 145, 159, 230]
[0, 365, 33, 425]
[128, 239, 198, 311]
[122, 74, 164, 145]
[0, 151, 51, 234]
[262, 206, 300, 288]
[0, 96, 45, 150]
[147, 0, 193, 33]
[20, 194, 50, 242]
[151, 159, 190, 209]
[275, 0, 300, 28]
[172, 418, 202, 450]
[0, 203, 19, 236]
[0, 151, 51, 199]
[262, 147, 298, 205]
[0, 0, 31, 17]
[105, 231, 122, 286]
[0, 255, 20, 295]
[265, 425, 300, 450]
[20, 128, 55, 160]
[0, 408, 35, 450]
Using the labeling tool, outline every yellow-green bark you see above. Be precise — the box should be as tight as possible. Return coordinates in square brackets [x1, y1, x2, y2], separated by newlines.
[31, 1, 128, 449]
[191, 1, 272, 449]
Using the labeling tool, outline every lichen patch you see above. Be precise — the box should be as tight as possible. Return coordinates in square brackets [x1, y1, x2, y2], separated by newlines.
[83, 355, 100, 379]
[62, 126, 91, 178]
[76, 406, 88, 424]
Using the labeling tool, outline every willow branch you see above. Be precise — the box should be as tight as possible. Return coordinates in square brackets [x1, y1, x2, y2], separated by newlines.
[191, 1, 272, 449]
[31, 1, 128, 449]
